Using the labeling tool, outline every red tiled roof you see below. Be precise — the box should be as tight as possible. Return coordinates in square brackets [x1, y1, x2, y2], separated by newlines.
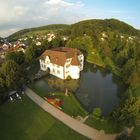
[41, 47, 82, 66]
[71, 55, 81, 66]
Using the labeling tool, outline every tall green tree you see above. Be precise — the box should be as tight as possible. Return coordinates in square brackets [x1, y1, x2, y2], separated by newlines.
[51, 37, 63, 48]
[66, 35, 93, 52]
[112, 94, 140, 127]
[1, 60, 23, 90]
[5, 51, 25, 65]
[25, 43, 38, 62]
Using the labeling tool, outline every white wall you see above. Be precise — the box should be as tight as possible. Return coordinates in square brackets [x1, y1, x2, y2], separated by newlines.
[40, 58, 65, 79]
[69, 66, 80, 79]
[49, 63, 64, 79]
[40, 53, 84, 80]
[40, 60, 47, 71]
[78, 54, 84, 71]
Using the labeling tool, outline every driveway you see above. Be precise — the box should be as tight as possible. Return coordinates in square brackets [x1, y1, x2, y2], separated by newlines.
[25, 87, 118, 140]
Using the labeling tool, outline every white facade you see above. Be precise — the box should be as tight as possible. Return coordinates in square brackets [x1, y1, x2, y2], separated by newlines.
[40, 51, 84, 80]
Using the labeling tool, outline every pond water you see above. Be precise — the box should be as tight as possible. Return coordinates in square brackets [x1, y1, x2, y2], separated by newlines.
[34, 63, 126, 116]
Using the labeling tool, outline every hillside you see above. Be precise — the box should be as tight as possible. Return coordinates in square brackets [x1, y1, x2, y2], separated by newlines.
[7, 24, 69, 41]
[7, 19, 140, 41]
[68, 18, 140, 37]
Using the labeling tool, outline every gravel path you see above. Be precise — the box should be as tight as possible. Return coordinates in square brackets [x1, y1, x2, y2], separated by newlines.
[25, 87, 118, 140]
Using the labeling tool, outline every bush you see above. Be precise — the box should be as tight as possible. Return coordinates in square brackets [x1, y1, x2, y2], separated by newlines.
[92, 108, 102, 118]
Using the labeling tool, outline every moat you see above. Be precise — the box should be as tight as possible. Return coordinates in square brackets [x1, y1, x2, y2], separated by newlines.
[34, 63, 126, 115]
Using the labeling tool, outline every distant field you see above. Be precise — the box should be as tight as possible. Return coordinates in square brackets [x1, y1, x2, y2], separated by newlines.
[0, 95, 89, 140]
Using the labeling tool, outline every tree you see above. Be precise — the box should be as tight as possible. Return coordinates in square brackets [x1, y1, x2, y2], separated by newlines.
[116, 133, 137, 140]
[127, 71, 140, 87]
[1, 60, 23, 90]
[0, 70, 7, 103]
[66, 36, 93, 52]
[112, 94, 140, 127]
[5, 51, 25, 65]
[41, 40, 50, 49]
[25, 43, 38, 63]
[92, 108, 102, 118]
[51, 37, 62, 48]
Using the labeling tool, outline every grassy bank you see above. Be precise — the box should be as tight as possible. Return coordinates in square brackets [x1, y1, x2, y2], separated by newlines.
[29, 83, 87, 117]
[86, 48, 105, 67]
[86, 50, 121, 77]
[85, 116, 121, 134]
[0, 95, 89, 140]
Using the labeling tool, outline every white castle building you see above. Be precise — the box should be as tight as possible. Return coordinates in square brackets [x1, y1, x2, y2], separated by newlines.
[39, 47, 84, 79]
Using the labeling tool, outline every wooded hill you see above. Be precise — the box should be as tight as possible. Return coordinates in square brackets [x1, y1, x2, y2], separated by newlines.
[7, 19, 140, 41]
[70, 18, 140, 36]
[5, 19, 140, 88]
[7, 24, 69, 41]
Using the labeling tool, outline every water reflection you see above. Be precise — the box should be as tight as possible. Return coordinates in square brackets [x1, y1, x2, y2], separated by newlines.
[46, 76, 80, 92]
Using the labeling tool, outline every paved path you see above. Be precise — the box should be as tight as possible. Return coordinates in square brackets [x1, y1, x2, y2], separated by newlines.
[25, 87, 118, 140]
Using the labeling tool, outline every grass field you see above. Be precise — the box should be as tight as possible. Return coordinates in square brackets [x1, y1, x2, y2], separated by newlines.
[0, 95, 89, 140]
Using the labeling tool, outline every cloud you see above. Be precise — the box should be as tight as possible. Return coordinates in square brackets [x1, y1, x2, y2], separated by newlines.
[0, 0, 86, 37]
[0, 0, 139, 37]
[45, 0, 73, 6]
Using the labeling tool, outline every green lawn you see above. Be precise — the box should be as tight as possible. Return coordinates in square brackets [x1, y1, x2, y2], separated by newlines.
[0, 95, 89, 140]
[86, 48, 105, 67]
[29, 84, 87, 117]
[85, 116, 121, 134]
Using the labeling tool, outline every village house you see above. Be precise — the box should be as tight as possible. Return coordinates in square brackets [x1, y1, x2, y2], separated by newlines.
[36, 41, 42, 46]
[47, 33, 55, 42]
[2, 43, 10, 50]
[0, 41, 27, 60]
[40, 47, 84, 79]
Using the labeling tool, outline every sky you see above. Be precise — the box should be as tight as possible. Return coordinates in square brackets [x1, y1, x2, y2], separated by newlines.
[0, 0, 140, 37]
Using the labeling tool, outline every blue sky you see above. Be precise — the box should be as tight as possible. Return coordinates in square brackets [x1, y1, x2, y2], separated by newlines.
[0, 0, 140, 37]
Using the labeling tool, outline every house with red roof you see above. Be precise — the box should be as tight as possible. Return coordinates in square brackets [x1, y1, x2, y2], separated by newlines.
[40, 47, 84, 79]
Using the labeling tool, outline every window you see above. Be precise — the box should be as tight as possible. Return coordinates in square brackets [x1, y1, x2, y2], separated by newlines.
[66, 64, 70, 68]
[66, 59, 70, 62]
[52, 68, 55, 73]
[57, 70, 60, 74]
